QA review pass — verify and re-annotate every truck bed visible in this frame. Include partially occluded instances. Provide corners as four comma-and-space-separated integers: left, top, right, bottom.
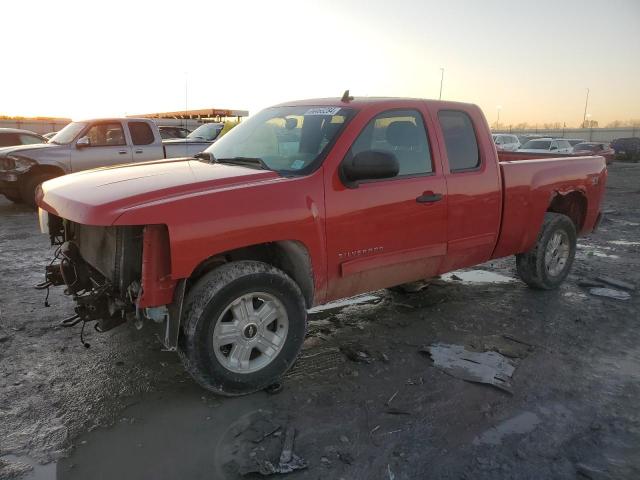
492, 155, 607, 259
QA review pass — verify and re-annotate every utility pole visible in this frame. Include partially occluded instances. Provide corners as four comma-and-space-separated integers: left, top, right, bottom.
582, 88, 590, 128
496, 105, 502, 130
439, 68, 444, 100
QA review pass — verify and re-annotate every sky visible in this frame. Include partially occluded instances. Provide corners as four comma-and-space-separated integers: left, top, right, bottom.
2, 0, 639, 126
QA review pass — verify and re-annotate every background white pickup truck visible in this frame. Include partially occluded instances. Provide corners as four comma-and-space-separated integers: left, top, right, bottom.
0, 118, 220, 206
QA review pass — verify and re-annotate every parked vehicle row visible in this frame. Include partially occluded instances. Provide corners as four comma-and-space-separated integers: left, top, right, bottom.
0, 118, 224, 206
0, 128, 47, 148
492, 133, 617, 164
36, 96, 607, 395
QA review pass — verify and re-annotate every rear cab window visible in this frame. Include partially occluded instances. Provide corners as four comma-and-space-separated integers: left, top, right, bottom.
437, 110, 480, 172
128, 122, 155, 145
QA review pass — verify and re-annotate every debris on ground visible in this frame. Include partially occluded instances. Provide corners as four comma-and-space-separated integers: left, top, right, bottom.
239, 427, 307, 476
595, 276, 635, 291
0, 458, 33, 478
467, 334, 535, 359
589, 288, 631, 301
264, 382, 284, 395
421, 343, 516, 393
340, 343, 374, 363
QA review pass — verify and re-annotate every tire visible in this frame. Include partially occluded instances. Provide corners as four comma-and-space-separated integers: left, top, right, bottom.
516, 212, 577, 290
20, 173, 57, 207
3, 192, 23, 204
178, 260, 307, 396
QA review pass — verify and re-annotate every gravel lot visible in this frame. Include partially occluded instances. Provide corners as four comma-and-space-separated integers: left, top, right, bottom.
1, 163, 639, 480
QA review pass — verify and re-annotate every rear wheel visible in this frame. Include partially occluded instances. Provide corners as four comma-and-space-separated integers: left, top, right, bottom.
516, 212, 576, 290
20, 173, 57, 207
178, 261, 307, 396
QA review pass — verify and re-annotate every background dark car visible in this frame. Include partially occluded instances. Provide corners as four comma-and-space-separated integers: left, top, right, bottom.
611, 137, 640, 162
158, 126, 191, 139
572, 142, 615, 164
0, 128, 47, 147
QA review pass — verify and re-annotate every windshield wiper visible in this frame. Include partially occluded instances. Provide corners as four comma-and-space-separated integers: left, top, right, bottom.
215, 157, 271, 170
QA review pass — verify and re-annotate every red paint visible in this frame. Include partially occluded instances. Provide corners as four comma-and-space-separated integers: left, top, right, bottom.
139, 224, 176, 307
38, 98, 608, 308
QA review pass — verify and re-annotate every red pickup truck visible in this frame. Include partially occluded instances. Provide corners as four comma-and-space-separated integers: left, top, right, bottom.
37, 97, 607, 395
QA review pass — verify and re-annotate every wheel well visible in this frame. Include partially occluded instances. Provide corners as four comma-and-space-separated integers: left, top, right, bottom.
189, 240, 315, 307
21, 165, 65, 184
547, 191, 587, 231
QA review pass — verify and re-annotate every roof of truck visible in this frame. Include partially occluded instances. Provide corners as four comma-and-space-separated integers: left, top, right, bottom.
274, 96, 477, 109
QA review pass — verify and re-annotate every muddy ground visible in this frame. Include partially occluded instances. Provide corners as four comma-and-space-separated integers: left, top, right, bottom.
1, 163, 639, 480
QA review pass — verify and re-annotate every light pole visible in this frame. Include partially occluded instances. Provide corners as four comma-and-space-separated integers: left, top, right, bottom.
582, 88, 590, 128
496, 105, 502, 130
439, 68, 444, 100
586, 113, 593, 140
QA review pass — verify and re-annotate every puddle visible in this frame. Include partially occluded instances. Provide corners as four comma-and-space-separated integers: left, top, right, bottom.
441, 270, 516, 284
0, 454, 56, 480
308, 294, 380, 314
473, 411, 541, 446
56, 388, 275, 480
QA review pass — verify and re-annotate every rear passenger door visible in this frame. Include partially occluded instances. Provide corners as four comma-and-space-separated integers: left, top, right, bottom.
71, 121, 132, 172
435, 109, 502, 272
127, 121, 162, 162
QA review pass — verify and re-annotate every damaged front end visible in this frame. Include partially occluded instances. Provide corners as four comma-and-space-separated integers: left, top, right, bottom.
38, 212, 184, 349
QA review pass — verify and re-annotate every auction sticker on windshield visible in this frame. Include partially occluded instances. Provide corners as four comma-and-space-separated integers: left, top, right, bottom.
305, 107, 342, 116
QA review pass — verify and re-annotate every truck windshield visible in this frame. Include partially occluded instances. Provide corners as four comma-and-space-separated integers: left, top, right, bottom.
188, 123, 223, 141
522, 140, 551, 150
49, 122, 87, 145
204, 106, 354, 174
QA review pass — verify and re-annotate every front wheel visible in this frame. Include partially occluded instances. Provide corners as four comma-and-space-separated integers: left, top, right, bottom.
178, 261, 307, 396
516, 212, 577, 290
20, 173, 57, 207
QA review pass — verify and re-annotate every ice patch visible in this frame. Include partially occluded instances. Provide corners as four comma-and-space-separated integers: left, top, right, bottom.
473, 412, 541, 445
308, 294, 380, 314
442, 270, 516, 284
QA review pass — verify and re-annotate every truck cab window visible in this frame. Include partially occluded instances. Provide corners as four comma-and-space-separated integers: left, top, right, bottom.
438, 110, 480, 172
86, 122, 126, 147
128, 122, 155, 145
350, 109, 432, 175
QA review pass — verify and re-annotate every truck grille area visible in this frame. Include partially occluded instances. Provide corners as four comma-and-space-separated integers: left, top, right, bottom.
68, 223, 143, 297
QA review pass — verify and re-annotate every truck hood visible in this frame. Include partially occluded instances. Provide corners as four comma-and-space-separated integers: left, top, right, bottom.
38, 158, 281, 225
0, 142, 62, 158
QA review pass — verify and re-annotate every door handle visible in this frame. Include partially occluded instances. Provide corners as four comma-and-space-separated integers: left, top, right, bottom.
135, 149, 143, 154
118, 150, 127, 155
416, 192, 443, 203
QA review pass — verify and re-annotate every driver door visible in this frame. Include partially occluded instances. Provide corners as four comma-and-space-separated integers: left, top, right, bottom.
324, 107, 447, 301
71, 121, 132, 172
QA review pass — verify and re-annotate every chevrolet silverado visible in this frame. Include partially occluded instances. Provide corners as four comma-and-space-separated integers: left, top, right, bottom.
36, 96, 607, 395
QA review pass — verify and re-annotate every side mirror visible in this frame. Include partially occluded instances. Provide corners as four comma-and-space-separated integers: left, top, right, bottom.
341, 150, 399, 187
76, 136, 90, 148
194, 151, 214, 162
